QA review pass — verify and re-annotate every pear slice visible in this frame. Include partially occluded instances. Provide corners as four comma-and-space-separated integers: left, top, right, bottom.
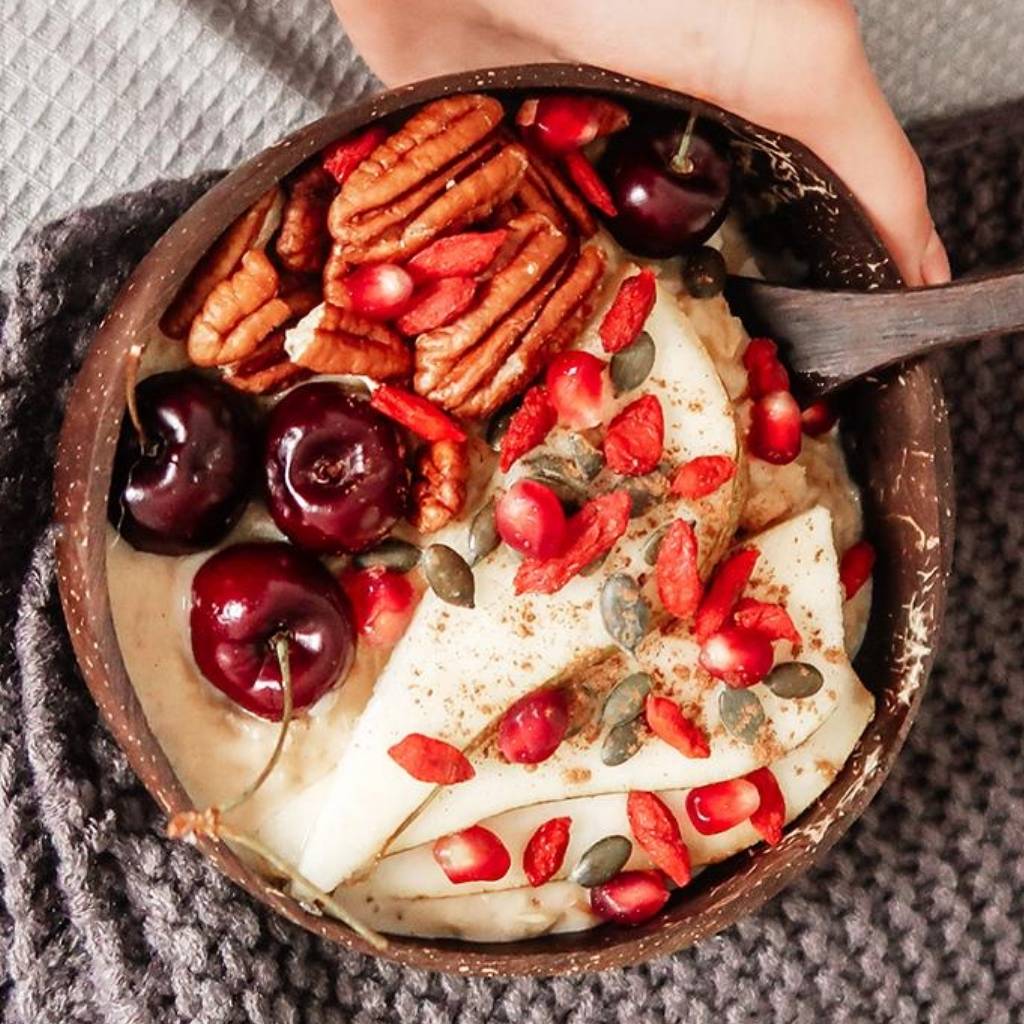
391, 505, 852, 853
296, 278, 741, 892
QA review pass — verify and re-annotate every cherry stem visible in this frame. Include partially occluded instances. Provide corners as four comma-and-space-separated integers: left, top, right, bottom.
670, 105, 701, 175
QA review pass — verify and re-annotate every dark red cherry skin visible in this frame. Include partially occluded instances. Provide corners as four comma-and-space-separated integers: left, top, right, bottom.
108, 371, 255, 555
190, 542, 355, 720
263, 382, 410, 554
600, 120, 731, 259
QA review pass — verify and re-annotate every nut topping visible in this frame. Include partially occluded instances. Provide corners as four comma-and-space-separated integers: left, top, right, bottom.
221, 330, 310, 394
275, 163, 336, 274
409, 438, 469, 534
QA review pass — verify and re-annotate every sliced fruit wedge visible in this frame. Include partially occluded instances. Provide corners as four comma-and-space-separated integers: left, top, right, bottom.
391, 506, 853, 852
296, 271, 741, 892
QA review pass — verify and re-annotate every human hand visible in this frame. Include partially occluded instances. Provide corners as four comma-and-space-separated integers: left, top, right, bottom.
332, 0, 949, 285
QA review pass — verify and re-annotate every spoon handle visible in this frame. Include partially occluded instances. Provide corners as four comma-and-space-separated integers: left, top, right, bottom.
727, 265, 1024, 396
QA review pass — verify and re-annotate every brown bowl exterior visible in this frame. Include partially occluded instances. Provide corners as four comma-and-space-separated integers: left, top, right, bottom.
53, 63, 954, 976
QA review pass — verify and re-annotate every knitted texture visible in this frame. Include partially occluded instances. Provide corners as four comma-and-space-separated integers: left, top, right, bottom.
1, 104, 1023, 1022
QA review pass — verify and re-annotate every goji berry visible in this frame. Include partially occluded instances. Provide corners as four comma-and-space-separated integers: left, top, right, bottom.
523, 816, 572, 887
599, 268, 657, 353
499, 385, 557, 472
604, 394, 664, 476
644, 694, 710, 759
396, 277, 477, 335
562, 150, 617, 216
405, 229, 509, 280
670, 454, 737, 500
732, 597, 801, 645
694, 547, 759, 643
322, 125, 388, 184
370, 384, 466, 443
656, 519, 702, 620
626, 791, 692, 887
388, 734, 475, 784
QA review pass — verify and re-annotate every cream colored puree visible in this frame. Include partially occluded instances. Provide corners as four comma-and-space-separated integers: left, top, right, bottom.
106, 223, 870, 930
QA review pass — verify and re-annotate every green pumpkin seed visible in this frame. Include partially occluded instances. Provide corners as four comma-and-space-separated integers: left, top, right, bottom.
643, 525, 670, 566
485, 403, 518, 452
525, 453, 590, 505
601, 717, 646, 767
570, 835, 633, 887
566, 433, 604, 481
765, 661, 824, 699
719, 688, 766, 745
353, 538, 421, 573
423, 544, 475, 608
467, 498, 499, 566
682, 246, 727, 299
620, 471, 669, 518
610, 331, 656, 394
602, 672, 652, 727
600, 573, 651, 651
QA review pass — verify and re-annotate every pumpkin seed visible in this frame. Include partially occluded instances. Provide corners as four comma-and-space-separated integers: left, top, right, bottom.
719, 688, 766, 745
525, 453, 590, 505
682, 246, 727, 299
467, 498, 499, 566
643, 524, 670, 566
601, 717, 646, 767
578, 550, 610, 577
485, 403, 518, 452
620, 471, 669, 518
570, 835, 633, 887
600, 573, 651, 651
423, 544, 475, 608
602, 672, 652, 727
610, 330, 656, 394
353, 538, 421, 573
565, 433, 604, 481
765, 661, 824, 699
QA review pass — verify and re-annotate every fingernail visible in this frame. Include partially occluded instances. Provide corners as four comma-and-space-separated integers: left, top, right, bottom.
920, 224, 951, 286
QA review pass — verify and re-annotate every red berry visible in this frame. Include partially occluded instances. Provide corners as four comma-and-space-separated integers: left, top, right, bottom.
562, 150, 617, 216
369, 384, 466, 443
341, 566, 417, 647
748, 358, 790, 398
742, 338, 779, 370
523, 816, 572, 887
590, 870, 670, 925
699, 625, 774, 688
840, 540, 876, 600
388, 733, 475, 784
604, 394, 664, 477
686, 778, 761, 835
497, 687, 570, 764
670, 454, 737, 500
516, 94, 630, 155
732, 597, 801, 646
405, 229, 509, 280
342, 263, 414, 320
545, 350, 611, 429
626, 791, 692, 887
599, 268, 657, 354
321, 125, 387, 184
644, 694, 710, 759
499, 386, 557, 473
655, 518, 702, 620
694, 547, 759, 643
395, 276, 477, 335
495, 479, 568, 559
433, 826, 511, 884
748, 391, 802, 465
745, 767, 786, 846
801, 400, 838, 437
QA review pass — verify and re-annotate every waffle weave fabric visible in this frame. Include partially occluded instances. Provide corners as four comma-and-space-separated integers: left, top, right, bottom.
1, 93, 1024, 1024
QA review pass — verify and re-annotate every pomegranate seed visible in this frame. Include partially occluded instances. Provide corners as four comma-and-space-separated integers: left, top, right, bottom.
342, 263, 414, 320
840, 540, 875, 600
699, 625, 775, 688
517, 94, 630, 154
433, 826, 511, 884
732, 597, 801, 646
545, 350, 612, 429
801, 399, 838, 437
694, 547, 759, 643
686, 778, 761, 835
341, 567, 417, 647
626, 791, 692, 887
497, 687, 570, 764
388, 734, 474, 784
589, 870, 670, 925
523, 816, 572, 887
747, 357, 790, 398
742, 338, 779, 371
644, 694, 710, 759
603, 394, 664, 476
748, 391, 802, 465
746, 767, 786, 846
670, 454, 737, 500
495, 479, 568, 559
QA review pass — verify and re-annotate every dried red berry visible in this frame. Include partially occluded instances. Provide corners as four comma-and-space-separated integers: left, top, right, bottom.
590, 870, 670, 925
599, 268, 657, 353
801, 400, 838, 437
644, 694, 710, 759
699, 625, 775, 688
322, 125, 388, 184
545, 350, 611, 430
523, 816, 572, 887
686, 778, 760, 835
342, 263, 414, 320
655, 518, 702, 620
499, 385, 557, 472
515, 490, 632, 595
433, 826, 511, 883
516, 94, 630, 154
498, 687, 570, 764
388, 733, 475, 784
604, 394, 664, 477
562, 150, 617, 217
405, 228, 510, 280
495, 480, 568, 559
694, 547, 759, 643
670, 454, 738, 500
341, 566, 417, 647
370, 384, 466, 443
626, 791, 692, 887
840, 539, 875, 600
732, 597, 801, 646
396, 277, 477, 335
748, 391, 802, 465
745, 767, 786, 846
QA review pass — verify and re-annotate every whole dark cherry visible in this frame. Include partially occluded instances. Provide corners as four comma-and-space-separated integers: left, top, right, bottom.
190, 542, 355, 720
264, 382, 410, 553
599, 118, 731, 258
108, 371, 255, 555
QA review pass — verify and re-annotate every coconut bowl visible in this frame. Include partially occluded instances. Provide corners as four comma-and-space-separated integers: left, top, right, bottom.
53, 63, 954, 976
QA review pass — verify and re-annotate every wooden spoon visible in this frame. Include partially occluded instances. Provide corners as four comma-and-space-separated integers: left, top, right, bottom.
725, 267, 1024, 398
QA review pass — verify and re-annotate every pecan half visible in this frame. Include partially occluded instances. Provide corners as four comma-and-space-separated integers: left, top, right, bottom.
284, 303, 412, 379
518, 147, 597, 238
409, 439, 469, 534
276, 163, 336, 273
161, 186, 281, 339
414, 212, 569, 398
222, 330, 311, 394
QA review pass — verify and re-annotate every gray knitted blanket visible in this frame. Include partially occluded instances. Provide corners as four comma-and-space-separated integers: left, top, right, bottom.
1, 104, 1023, 1023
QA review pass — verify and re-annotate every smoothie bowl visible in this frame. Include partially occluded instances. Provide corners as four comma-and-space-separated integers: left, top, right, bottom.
53, 64, 953, 975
